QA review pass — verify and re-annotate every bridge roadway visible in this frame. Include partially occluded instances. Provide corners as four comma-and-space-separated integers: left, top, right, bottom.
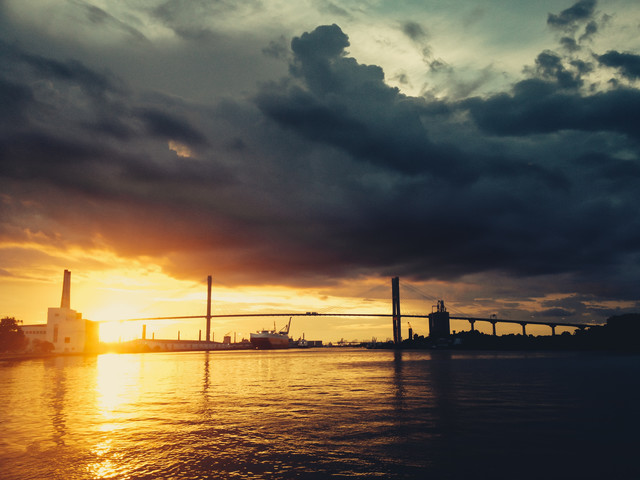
119, 312, 598, 337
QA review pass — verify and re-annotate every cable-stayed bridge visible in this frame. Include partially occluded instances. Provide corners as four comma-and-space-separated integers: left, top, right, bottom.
116, 276, 598, 343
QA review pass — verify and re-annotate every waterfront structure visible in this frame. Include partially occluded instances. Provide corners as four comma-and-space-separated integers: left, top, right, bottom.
428, 300, 451, 339
22, 270, 99, 353
21, 324, 47, 341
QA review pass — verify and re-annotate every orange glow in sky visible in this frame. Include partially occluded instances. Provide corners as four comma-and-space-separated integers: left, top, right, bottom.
1, 241, 622, 343
0, 243, 405, 343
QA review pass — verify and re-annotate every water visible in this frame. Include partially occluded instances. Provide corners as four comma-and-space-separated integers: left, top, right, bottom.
1, 349, 639, 479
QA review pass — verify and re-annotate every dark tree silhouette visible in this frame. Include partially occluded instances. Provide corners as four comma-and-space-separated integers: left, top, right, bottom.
0, 317, 28, 352
31, 338, 55, 354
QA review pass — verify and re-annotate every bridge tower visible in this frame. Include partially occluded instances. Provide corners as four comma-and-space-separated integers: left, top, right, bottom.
391, 276, 402, 344
206, 275, 212, 342
428, 299, 450, 338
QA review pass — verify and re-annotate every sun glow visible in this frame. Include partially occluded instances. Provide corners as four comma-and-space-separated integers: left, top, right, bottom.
99, 321, 145, 343
6, 238, 592, 344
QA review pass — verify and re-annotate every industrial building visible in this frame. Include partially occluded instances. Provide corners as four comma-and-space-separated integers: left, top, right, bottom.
22, 270, 99, 353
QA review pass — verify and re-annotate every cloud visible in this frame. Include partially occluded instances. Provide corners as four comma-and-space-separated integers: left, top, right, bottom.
579, 20, 598, 42
547, 0, 602, 53
547, 0, 597, 30
530, 50, 584, 89
463, 79, 640, 138
290, 24, 350, 63
74, 1, 148, 42
262, 36, 290, 60
248, 24, 640, 301
401, 21, 428, 43
257, 25, 472, 179
597, 51, 640, 80
137, 108, 207, 146
16, 48, 122, 98
401, 21, 433, 62
151, 0, 260, 41
534, 308, 574, 318
560, 36, 580, 52
1, 3, 640, 323
0, 77, 33, 127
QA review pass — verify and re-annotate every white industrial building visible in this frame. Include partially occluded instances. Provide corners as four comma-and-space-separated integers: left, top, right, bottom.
22, 270, 99, 353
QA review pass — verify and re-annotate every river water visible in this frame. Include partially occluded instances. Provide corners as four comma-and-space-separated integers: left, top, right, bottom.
1, 349, 639, 479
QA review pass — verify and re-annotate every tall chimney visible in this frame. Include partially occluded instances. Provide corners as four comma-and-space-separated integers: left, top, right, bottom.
60, 269, 71, 309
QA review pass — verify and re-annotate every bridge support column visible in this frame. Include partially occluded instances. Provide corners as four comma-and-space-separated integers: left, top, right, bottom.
491, 321, 497, 336
520, 322, 527, 336
391, 277, 402, 345
550, 325, 556, 336
469, 320, 475, 332
206, 275, 212, 342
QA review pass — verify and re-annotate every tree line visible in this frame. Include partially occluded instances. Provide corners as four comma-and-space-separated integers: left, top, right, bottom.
0, 317, 53, 354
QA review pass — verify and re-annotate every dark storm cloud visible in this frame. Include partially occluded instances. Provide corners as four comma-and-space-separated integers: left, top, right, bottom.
11, 49, 123, 99
579, 20, 598, 41
2, 8, 640, 313
547, 0, 600, 54
547, 0, 596, 30
137, 108, 207, 145
0, 78, 32, 127
531, 50, 583, 89
0, 42, 225, 196
290, 24, 350, 64
534, 308, 574, 318
256, 25, 470, 179
560, 37, 580, 52
249, 22, 640, 303
597, 51, 640, 80
463, 80, 640, 137
530, 293, 640, 323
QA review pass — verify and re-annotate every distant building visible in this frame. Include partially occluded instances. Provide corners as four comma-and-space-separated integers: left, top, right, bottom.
428, 300, 451, 338
21, 324, 47, 339
22, 270, 99, 353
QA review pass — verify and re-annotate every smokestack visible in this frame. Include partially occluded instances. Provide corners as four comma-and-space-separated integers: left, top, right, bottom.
60, 270, 71, 309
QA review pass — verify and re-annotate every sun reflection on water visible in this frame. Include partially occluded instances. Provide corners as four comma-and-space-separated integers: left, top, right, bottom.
86, 438, 119, 479
96, 353, 142, 416
85, 354, 145, 479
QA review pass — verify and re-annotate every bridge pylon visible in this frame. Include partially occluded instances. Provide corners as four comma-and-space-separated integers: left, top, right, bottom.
206, 275, 212, 342
392, 277, 402, 344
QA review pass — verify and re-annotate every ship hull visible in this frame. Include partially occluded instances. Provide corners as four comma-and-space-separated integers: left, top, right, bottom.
250, 332, 290, 349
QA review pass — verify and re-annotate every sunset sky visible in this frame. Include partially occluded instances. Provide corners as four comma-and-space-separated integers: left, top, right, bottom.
2, 0, 640, 343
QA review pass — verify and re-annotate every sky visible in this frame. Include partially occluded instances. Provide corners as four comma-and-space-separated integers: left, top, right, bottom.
2, 0, 640, 343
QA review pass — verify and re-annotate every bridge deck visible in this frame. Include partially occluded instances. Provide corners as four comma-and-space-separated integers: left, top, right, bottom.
113, 312, 597, 329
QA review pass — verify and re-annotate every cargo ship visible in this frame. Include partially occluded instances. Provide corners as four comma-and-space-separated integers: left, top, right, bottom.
250, 318, 291, 349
